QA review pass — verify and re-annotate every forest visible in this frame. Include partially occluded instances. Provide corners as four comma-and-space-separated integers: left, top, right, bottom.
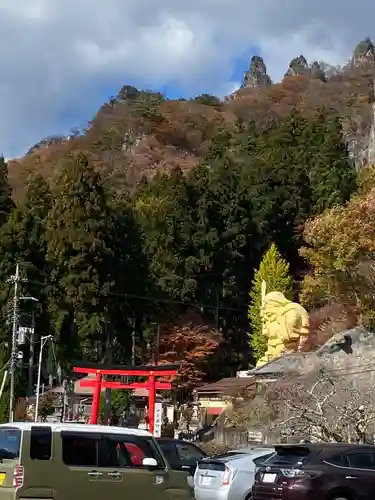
0, 95, 367, 410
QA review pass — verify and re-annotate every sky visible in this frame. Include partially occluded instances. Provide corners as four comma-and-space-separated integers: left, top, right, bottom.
1, 0, 374, 158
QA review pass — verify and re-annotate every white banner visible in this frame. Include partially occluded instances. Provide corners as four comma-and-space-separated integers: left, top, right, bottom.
154, 402, 163, 437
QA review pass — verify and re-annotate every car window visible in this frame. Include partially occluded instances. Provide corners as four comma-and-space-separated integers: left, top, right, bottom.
265, 447, 310, 466
176, 443, 204, 463
62, 433, 99, 467
0, 427, 21, 459
158, 441, 179, 464
325, 453, 350, 467
253, 453, 274, 466
30, 426, 52, 460
347, 452, 375, 470
99, 435, 165, 469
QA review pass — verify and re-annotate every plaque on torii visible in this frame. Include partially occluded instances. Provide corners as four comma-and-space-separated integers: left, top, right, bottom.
73, 362, 178, 435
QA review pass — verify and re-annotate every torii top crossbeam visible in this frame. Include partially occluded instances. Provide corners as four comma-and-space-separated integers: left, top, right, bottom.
73, 362, 179, 435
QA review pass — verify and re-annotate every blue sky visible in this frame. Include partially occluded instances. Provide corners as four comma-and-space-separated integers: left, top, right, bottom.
0, 0, 374, 158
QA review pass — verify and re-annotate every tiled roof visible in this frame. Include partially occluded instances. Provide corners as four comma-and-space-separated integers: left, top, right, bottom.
195, 377, 255, 395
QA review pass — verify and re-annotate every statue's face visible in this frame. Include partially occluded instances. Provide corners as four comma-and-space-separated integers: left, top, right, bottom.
263, 307, 277, 323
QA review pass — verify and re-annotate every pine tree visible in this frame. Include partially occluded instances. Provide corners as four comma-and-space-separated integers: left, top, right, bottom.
135, 166, 199, 300
0, 156, 14, 226
248, 243, 293, 362
45, 153, 118, 362
0, 175, 52, 398
307, 111, 357, 213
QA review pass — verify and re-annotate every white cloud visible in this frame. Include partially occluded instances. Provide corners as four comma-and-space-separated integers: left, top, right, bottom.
1, 0, 374, 157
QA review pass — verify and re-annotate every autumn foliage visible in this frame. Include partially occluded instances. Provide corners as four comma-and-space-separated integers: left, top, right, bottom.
6, 58, 374, 201
301, 187, 375, 328
157, 311, 223, 391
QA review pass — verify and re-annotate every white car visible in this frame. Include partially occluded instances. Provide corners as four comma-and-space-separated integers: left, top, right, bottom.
194, 447, 274, 500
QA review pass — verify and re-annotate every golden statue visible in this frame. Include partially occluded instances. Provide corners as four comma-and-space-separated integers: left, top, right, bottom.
256, 287, 309, 366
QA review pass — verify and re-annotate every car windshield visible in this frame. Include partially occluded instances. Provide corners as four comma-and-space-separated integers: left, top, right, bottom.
0, 427, 21, 459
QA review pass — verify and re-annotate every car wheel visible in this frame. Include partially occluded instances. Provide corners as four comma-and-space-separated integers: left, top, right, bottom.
244, 494, 252, 500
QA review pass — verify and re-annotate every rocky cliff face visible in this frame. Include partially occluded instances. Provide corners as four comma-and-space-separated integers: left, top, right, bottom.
284, 56, 326, 81
243, 56, 272, 90
349, 39, 375, 168
241, 41, 375, 169
353, 38, 375, 66
285, 55, 310, 78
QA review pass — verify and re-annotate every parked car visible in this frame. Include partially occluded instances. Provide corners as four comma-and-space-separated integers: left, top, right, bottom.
157, 438, 207, 488
194, 447, 274, 500
0, 422, 194, 500
252, 442, 375, 500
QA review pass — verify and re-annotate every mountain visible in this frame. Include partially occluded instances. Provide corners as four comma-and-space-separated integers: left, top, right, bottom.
7, 38, 375, 200
3, 39, 375, 398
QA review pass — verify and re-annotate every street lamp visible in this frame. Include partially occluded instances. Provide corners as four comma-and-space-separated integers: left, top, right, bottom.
34, 335, 52, 422
20, 296, 38, 302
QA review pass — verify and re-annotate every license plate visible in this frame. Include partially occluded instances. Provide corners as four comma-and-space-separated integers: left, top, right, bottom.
262, 473, 277, 483
200, 476, 212, 486
0, 473, 5, 485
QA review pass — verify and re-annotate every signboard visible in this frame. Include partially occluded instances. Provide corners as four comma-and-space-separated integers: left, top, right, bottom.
154, 402, 163, 437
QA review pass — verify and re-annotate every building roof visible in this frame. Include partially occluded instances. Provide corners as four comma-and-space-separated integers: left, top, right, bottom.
195, 377, 255, 395
0, 421, 152, 436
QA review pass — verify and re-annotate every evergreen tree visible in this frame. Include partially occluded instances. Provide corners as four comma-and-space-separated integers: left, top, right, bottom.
248, 243, 293, 362
0, 174, 51, 277
135, 167, 199, 301
45, 153, 129, 363
0, 174, 52, 398
0, 156, 14, 226
307, 111, 357, 212
188, 131, 258, 370
244, 112, 313, 268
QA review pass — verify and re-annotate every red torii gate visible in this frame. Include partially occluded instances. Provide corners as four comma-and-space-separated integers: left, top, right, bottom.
73, 363, 178, 435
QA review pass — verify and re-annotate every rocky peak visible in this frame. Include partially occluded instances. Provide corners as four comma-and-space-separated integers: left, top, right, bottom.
285, 55, 310, 78
117, 85, 139, 103
284, 56, 326, 82
310, 61, 326, 82
353, 38, 375, 66
243, 56, 272, 90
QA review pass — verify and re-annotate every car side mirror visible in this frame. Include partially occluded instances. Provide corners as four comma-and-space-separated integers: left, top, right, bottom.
142, 457, 158, 468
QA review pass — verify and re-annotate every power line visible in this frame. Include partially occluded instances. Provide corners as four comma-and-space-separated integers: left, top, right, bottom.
24, 279, 248, 313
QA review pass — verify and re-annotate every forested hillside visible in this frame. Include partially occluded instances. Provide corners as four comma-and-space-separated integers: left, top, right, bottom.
2, 39, 375, 403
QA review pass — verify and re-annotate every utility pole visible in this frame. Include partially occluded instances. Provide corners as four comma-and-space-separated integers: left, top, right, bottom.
131, 317, 136, 366
35, 335, 52, 422
28, 308, 36, 397
8, 264, 20, 422
151, 323, 160, 365
155, 324, 160, 366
